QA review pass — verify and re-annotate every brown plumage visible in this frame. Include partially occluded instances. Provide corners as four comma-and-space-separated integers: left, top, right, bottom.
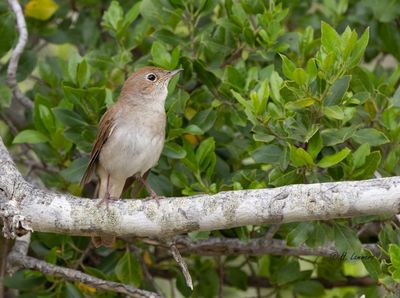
80, 66, 182, 247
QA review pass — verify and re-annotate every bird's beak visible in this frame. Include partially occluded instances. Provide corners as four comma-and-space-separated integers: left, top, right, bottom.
168, 68, 183, 77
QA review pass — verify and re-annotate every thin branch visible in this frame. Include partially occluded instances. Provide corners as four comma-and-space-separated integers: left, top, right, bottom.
264, 224, 280, 242
171, 236, 381, 258
6, 0, 33, 109
6, 236, 161, 298
170, 243, 193, 290
6, 233, 30, 275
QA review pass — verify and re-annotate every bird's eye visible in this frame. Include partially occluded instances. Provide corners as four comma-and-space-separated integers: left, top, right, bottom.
146, 73, 157, 81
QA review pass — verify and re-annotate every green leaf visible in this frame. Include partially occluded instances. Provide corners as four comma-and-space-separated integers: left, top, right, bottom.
293, 280, 325, 296
317, 147, 351, 168
105, 88, 114, 107
225, 268, 248, 290
349, 28, 369, 68
102, 0, 123, 33
115, 249, 142, 287
287, 222, 314, 246
16, 50, 37, 82
306, 58, 318, 82
0, 84, 12, 108
269, 169, 302, 187
269, 71, 283, 103
352, 151, 381, 179
252, 80, 269, 115
293, 68, 307, 86
53, 108, 88, 127
64, 282, 84, 298
306, 221, 331, 247
13, 130, 49, 144
193, 60, 221, 93
232, 90, 253, 112
3, 270, 46, 290
352, 143, 370, 169
251, 145, 282, 164
188, 231, 210, 241
253, 132, 275, 143
322, 105, 345, 120
189, 109, 217, 133
389, 244, 400, 280
163, 143, 186, 159
122, 1, 141, 31
342, 28, 358, 61
334, 222, 362, 256
321, 126, 356, 146
286, 98, 315, 110
289, 145, 314, 167
0, 14, 16, 57
307, 131, 323, 159
67, 52, 82, 85
280, 54, 296, 79
352, 128, 390, 146
151, 41, 171, 68
362, 249, 381, 280
38, 104, 55, 133
197, 266, 218, 297
275, 262, 310, 286
258, 256, 271, 277
175, 269, 192, 297
324, 75, 351, 106
225, 66, 245, 91
60, 157, 88, 183
321, 21, 341, 53
196, 137, 215, 168
183, 124, 203, 135
77, 59, 91, 88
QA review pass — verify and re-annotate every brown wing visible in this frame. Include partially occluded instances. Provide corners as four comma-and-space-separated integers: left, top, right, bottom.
80, 108, 116, 187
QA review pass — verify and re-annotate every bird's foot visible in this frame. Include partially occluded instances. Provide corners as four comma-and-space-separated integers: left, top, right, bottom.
150, 191, 161, 207
97, 192, 111, 209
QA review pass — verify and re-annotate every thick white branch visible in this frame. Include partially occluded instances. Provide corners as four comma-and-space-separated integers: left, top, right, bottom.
1, 136, 400, 238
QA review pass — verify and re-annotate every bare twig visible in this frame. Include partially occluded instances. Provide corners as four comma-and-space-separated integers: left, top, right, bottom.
264, 224, 280, 242
170, 243, 193, 290
6, 236, 161, 298
6, 232, 30, 275
6, 0, 33, 109
170, 236, 382, 259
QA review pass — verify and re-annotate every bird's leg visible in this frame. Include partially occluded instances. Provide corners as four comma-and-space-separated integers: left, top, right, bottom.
136, 174, 161, 206
97, 174, 111, 208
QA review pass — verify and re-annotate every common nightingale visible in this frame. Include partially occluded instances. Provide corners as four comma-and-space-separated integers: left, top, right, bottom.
80, 66, 182, 247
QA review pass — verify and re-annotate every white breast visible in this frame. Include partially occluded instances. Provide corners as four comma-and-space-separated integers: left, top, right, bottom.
99, 113, 165, 179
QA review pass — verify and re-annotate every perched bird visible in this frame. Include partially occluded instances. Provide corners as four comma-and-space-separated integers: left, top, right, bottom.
80, 66, 182, 247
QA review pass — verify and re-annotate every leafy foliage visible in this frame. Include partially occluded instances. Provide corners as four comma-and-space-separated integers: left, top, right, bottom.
1, 0, 400, 297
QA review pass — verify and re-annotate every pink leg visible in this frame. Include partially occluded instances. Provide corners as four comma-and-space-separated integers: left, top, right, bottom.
137, 175, 160, 206
97, 174, 111, 208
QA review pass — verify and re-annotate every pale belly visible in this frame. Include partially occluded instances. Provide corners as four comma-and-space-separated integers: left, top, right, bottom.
98, 123, 165, 179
